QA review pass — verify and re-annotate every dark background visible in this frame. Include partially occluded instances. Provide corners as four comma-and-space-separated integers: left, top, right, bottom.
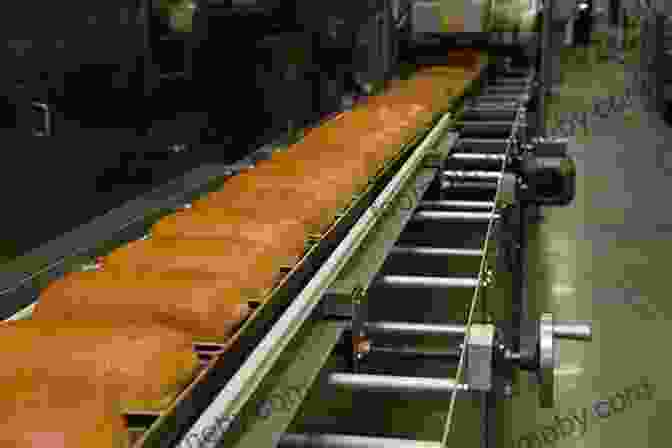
0, 0, 398, 259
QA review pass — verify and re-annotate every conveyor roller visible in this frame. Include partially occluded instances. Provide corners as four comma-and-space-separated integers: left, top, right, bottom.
390, 246, 483, 257
373, 275, 480, 289
279, 434, 442, 448
417, 200, 495, 211
343, 314, 592, 407
410, 211, 499, 223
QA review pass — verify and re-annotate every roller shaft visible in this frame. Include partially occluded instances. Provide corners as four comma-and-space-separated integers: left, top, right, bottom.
365, 321, 469, 336
442, 170, 503, 181
375, 275, 480, 289
328, 373, 467, 394
390, 246, 483, 257
279, 434, 442, 448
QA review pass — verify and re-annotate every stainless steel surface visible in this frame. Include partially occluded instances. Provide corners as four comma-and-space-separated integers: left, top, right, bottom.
364, 321, 471, 337
472, 94, 530, 103
279, 434, 442, 448
552, 321, 593, 341
328, 373, 468, 394
411, 211, 499, 223
390, 246, 484, 257
463, 105, 521, 113
418, 200, 496, 210
489, 79, 532, 87
442, 170, 503, 181
375, 275, 480, 289
454, 138, 511, 153
469, 101, 520, 109
441, 180, 499, 190
465, 324, 495, 392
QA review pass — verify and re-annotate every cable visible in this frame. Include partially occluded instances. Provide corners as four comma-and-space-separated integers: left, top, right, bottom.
439, 99, 526, 447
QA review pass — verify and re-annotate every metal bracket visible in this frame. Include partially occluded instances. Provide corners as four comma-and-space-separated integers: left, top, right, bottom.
495, 172, 518, 209
466, 324, 496, 392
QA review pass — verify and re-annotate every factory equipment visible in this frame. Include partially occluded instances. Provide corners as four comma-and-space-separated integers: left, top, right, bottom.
0, 1, 590, 447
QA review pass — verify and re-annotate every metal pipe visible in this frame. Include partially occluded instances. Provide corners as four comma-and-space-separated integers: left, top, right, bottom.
462, 106, 521, 114
497, 69, 532, 77
451, 153, 507, 162
489, 78, 532, 86
553, 321, 592, 341
473, 94, 530, 103
390, 246, 483, 257
441, 180, 498, 190
443, 170, 503, 181
411, 211, 499, 223
469, 101, 519, 109
365, 321, 468, 336
328, 373, 468, 394
376, 275, 480, 289
418, 200, 495, 210
279, 434, 442, 448
456, 138, 511, 145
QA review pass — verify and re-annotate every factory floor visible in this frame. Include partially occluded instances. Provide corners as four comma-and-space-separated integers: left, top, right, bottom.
509, 39, 666, 448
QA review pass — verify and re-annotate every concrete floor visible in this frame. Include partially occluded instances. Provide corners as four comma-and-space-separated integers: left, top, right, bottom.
508, 41, 668, 448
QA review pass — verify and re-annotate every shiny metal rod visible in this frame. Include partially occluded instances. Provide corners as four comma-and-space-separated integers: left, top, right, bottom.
390, 246, 483, 257
364, 321, 469, 336
470, 101, 519, 109
489, 81, 531, 88
473, 94, 530, 103
328, 373, 468, 394
442, 170, 503, 181
451, 153, 507, 162
411, 211, 499, 223
376, 275, 479, 289
457, 138, 510, 145
418, 200, 495, 211
279, 434, 442, 448
441, 180, 498, 190
465, 101, 520, 109
553, 321, 593, 341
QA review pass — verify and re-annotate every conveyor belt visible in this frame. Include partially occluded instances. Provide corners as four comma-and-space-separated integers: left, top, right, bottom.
195, 62, 588, 448
0, 56, 486, 446
0, 54, 590, 448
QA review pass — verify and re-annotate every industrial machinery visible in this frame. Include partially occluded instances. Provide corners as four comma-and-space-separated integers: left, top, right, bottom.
1, 1, 590, 447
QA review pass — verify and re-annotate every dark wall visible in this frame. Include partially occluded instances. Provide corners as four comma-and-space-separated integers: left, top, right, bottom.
0, 1, 391, 259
